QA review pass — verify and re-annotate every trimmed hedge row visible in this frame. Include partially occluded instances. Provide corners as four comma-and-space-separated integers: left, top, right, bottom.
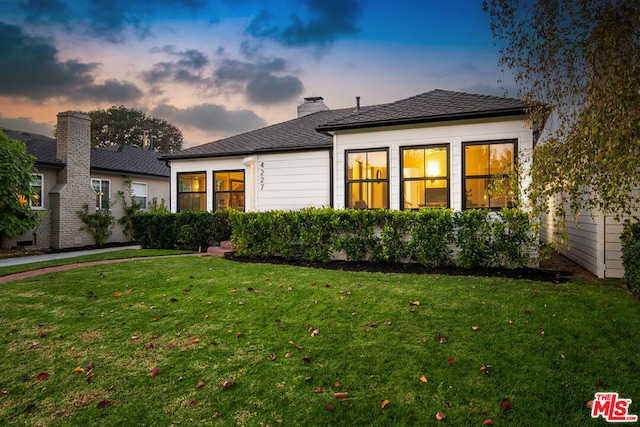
228, 208, 538, 269
131, 211, 231, 251
621, 221, 640, 297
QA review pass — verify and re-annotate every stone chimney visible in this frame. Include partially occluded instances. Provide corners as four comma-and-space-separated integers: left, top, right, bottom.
297, 96, 329, 117
49, 111, 96, 249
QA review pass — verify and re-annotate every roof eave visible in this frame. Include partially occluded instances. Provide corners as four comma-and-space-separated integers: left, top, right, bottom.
316, 108, 528, 132
161, 143, 333, 161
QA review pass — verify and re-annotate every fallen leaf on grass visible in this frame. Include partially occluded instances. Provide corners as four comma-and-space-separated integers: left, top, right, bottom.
1, 390, 10, 395
222, 380, 235, 389
96, 400, 111, 409
381, 399, 390, 408
113, 293, 122, 297
420, 375, 428, 383
314, 387, 322, 393
212, 412, 223, 418
501, 397, 512, 411
586, 400, 594, 408
190, 337, 200, 344
483, 420, 495, 425
409, 301, 420, 306
472, 325, 479, 331
150, 368, 160, 378
270, 354, 277, 360
447, 358, 456, 364
334, 392, 349, 400
74, 367, 85, 373
435, 411, 447, 420
333, 381, 341, 388
36, 372, 48, 380
196, 381, 205, 389
325, 404, 335, 412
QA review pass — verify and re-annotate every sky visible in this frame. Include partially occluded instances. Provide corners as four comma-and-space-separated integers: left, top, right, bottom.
0, 0, 515, 148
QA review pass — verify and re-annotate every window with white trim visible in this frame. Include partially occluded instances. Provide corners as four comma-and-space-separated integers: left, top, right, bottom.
91, 178, 110, 209
131, 182, 147, 209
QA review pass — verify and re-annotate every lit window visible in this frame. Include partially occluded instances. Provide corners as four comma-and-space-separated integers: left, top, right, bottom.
401, 146, 449, 209
177, 172, 206, 211
91, 179, 110, 209
463, 141, 515, 209
31, 174, 43, 209
214, 171, 245, 211
346, 149, 389, 209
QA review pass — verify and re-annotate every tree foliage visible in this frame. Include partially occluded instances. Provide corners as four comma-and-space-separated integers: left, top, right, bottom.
0, 131, 39, 247
484, 0, 640, 224
86, 106, 183, 153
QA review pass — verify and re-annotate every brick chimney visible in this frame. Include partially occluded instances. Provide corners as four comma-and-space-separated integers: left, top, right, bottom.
297, 97, 329, 117
49, 111, 96, 249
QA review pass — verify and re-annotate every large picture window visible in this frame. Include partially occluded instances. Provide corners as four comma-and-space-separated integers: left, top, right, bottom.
178, 172, 206, 211
401, 145, 449, 209
346, 149, 388, 209
214, 171, 245, 211
463, 140, 515, 209
91, 178, 110, 210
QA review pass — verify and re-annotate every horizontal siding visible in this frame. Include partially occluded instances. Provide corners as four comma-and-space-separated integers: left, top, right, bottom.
256, 151, 330, 211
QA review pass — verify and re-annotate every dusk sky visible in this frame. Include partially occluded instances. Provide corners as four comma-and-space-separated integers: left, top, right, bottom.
0, 0, 515, 148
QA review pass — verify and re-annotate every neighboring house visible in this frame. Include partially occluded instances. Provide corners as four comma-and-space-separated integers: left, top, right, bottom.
2, 111, 170, 249
162, 89, 535, 213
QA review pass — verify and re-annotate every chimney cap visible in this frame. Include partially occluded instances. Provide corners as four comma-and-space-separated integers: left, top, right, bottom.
303, 96, 324, 102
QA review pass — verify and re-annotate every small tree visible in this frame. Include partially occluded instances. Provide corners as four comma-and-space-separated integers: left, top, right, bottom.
77, 204, 114, 246
0, 131, 39, 248
484, 0, 640, 229
117, 178, 144, 240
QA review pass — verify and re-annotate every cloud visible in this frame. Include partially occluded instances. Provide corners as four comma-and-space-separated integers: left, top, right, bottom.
143, 46, 211, 85
75, 79, 144, 103
214, 57, 303, 104
17, 0, 208, 43
0, 22, 97, 99
0, 113, 54, 137
151, 103, 266, 134
247, 0, 362, 48
18, 0, 70, 25
246, 73, 304, 104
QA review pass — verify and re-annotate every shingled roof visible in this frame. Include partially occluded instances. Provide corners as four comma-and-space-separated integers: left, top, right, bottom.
161, 105, 379, 160
317, 89, 529, 132
2, 127, 169, 177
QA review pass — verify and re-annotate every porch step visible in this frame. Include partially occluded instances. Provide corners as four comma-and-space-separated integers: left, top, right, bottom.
206, 240, 236, 257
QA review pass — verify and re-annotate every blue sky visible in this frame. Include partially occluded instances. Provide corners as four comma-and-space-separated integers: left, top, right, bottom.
0, 0, 514, 147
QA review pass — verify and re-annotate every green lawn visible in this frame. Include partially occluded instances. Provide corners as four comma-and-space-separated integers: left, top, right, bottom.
0, 255, 638, 426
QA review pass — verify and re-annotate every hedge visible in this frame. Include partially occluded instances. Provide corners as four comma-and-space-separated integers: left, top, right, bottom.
131, 207, 538, 269
132, 210, 231, 251
621, 221, 640, 298
228, 208, 538, 269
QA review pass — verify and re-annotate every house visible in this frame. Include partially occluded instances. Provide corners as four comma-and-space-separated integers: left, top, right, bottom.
2, 111, 170, 250
162, 89, 535, 214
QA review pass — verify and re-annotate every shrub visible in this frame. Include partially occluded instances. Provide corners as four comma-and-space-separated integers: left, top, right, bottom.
408, 209, 454, 267
621, 221, 640, 298
77, 204, 114, 246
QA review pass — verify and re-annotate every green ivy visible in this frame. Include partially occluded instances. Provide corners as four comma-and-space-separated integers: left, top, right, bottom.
77, 203, 114, 246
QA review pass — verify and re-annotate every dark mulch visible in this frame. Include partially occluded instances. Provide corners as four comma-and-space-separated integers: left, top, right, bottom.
228, 251, 592, 284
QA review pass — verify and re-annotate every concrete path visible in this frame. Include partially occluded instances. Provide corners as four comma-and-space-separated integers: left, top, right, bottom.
0, 245, 141, 267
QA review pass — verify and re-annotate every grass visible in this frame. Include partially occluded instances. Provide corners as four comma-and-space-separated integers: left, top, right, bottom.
0, 255, 639, 426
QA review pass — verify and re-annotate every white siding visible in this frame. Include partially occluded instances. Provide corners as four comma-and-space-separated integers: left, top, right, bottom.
332, 117, 535, 211
256, 151, 331, 211
168, 150, 331, 213
540, 198, 630, 279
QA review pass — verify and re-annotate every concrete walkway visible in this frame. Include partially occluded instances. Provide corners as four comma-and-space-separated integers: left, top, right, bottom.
0, 245, 141, 267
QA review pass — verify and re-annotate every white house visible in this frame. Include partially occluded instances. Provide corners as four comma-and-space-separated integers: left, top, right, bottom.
162, 90, 536, 215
